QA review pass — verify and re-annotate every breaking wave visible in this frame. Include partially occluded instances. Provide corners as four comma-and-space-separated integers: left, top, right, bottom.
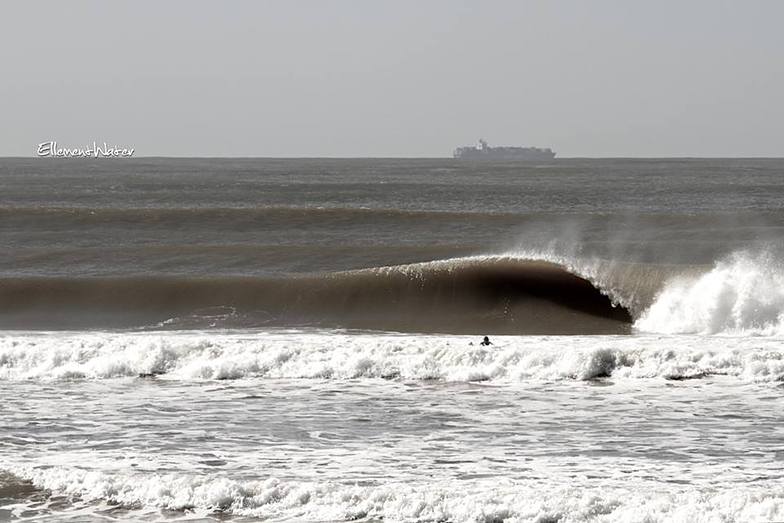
636, 251, 784, 335
1, 331, 783, 382
1, 249, 783, 336
4, 464, 784, 522
0, 256, 634, 334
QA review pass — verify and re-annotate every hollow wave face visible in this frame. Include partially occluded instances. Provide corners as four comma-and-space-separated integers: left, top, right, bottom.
0, 257, 633, 334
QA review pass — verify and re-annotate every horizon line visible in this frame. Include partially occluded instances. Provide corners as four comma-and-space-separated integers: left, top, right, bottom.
3, 155, 784, 160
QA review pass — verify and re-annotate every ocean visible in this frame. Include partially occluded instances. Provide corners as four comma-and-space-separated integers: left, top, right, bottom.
1, 158, 783, 522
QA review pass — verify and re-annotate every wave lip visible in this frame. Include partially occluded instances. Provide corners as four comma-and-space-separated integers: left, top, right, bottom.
2, 332, 783, 383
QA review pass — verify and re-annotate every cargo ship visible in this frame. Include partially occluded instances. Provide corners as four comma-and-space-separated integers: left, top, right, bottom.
453, 139, 556, 161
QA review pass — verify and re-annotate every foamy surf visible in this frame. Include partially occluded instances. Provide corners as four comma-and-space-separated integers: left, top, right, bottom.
1, 330, 783, 383
636, 251, 784, 335
4, 463, 784, 522
504, 249, 784, 336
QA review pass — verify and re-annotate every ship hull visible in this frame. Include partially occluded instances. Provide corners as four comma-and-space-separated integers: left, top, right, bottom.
453, 150, 556, 161
453, 142, 556, 161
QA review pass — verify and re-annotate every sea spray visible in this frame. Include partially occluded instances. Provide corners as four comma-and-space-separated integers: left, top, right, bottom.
636, 251, 784, 335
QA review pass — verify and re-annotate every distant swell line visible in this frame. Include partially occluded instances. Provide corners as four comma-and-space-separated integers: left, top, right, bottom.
0, 205, 527, 222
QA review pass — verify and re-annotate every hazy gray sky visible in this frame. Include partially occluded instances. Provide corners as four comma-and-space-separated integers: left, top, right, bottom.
2, 1, 783, 157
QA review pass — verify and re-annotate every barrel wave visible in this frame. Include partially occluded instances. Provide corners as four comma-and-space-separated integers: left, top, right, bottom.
0, 256, 634, 334
4, 250, 783, 335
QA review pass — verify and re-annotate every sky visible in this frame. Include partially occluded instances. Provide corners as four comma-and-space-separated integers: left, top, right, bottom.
1, 0, 783, 157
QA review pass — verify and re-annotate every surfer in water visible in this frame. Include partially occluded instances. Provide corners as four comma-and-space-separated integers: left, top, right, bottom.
480, 336, 492, 346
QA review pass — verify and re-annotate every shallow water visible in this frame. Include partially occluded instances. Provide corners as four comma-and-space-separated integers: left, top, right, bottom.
1, 331, 784, 521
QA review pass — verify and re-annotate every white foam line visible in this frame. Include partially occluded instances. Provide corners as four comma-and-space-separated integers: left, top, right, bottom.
1, 331, 783, 383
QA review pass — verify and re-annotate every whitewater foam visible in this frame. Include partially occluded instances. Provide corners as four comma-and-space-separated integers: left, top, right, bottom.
504, 248, 784, 337
1, 330, 783, 383
5, 464, 784, 522
636, 251, 784, 335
